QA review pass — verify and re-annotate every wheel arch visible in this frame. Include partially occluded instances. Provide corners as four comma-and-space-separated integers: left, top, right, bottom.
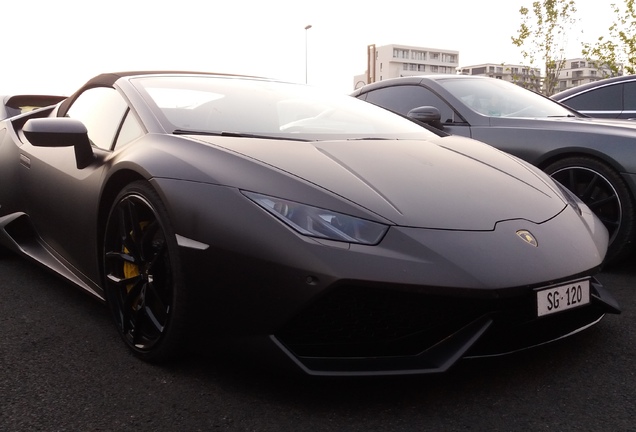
96, 169, 147, 275
537, 150, 636, 262
536, 148, 628, 175
535, 148, 636, 202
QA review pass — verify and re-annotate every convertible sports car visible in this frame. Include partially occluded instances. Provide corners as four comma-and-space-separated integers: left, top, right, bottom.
0, 72, 620, 376
352, 75, 636, 263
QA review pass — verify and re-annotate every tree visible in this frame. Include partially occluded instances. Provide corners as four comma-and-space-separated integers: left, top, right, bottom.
511, 0, 578, 96
582, 0, 636, 76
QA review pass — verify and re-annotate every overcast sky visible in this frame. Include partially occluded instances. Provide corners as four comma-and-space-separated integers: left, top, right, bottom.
0, 0, 616, 96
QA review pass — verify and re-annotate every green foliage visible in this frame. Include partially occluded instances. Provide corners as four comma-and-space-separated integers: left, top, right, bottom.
582, 0, 636, 76
511, 0, 578, 96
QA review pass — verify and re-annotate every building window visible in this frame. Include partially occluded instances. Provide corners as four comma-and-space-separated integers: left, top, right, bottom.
403, 63, 409, 70
393, 48, 409, 59
430, 52, 439, 60
411, 50, 426, 60
418, 64, 426, 72
431, 65, 439, 72
442, 54, 456, 63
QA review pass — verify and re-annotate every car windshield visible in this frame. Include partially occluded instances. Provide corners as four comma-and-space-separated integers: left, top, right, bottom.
131, 75, 436, 141
438, 78, 576, 118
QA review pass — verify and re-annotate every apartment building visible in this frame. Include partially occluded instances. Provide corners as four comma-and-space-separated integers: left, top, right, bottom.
556, 58, 620, 91
458, 63, 542, 89
354, 44, 459, 89
353, 45, 620, 94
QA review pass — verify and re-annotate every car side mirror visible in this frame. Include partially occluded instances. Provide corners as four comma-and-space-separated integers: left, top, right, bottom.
407, 106, 443, 130
23, 118, 95, 169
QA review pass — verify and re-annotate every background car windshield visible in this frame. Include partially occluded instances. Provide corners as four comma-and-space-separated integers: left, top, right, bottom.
439, 78, 575, 118
131, 76, 435, 140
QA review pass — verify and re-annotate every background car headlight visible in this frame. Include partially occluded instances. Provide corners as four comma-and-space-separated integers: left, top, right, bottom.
243, 191, 389, 245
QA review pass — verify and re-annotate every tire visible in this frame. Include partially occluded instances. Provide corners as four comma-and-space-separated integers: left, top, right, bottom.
103, 181, 188, 362
544, 156, 635, 263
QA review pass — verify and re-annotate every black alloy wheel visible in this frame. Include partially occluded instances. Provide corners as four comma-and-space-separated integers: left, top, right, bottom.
103, 181, 187, 362
544, 156, 635, 263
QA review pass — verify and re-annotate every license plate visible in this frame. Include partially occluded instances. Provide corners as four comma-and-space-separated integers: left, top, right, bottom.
536, 279, 590, 317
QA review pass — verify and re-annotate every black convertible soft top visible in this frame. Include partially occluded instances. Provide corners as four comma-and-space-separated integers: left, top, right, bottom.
56, 71, 257, 117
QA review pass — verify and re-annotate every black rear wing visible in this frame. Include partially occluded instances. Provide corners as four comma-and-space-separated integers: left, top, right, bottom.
1, 94, 66, 120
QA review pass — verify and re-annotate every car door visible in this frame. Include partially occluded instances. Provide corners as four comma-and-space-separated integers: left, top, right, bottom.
358, 85, 473, 138
19, 86, 143, 279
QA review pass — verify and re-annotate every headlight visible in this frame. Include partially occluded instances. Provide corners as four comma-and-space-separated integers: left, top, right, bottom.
243, 191, 389, 245
553, 180, 583, 216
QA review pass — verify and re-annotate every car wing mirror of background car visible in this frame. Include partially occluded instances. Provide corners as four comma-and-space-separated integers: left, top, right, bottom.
407, 106, 443, 130
23, 118, 95, 169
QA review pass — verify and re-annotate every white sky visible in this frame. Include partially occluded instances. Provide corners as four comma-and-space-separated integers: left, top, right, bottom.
0, 0, 616, 96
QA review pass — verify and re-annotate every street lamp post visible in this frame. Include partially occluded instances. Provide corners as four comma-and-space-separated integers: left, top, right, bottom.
305, 24, 312, 84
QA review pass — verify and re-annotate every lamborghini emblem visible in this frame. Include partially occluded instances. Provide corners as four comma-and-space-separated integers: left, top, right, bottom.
516, 230, 538, 247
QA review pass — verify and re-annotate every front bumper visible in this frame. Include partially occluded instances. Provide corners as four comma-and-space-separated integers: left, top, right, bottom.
268, 276, 619, 376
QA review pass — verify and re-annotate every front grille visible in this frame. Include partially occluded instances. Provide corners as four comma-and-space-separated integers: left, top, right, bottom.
276, 284, 537, 358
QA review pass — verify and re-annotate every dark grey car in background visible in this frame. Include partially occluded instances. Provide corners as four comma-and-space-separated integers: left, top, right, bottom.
552, 75, 636, 119
352, 75, 636, 262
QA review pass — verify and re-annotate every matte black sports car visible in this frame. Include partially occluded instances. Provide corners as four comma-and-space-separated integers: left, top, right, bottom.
552, 74, 636, 119
352, 75, 636, 262
0, 72, 620, 376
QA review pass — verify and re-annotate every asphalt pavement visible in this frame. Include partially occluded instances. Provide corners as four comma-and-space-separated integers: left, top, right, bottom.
0, 251, 634, 431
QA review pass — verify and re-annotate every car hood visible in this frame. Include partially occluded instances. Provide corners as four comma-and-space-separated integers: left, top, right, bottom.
192, 135, 566, 230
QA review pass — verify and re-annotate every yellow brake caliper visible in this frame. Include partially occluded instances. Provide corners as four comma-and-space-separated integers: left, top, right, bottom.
123, 246, 140, 294
122, 221, 149, 294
